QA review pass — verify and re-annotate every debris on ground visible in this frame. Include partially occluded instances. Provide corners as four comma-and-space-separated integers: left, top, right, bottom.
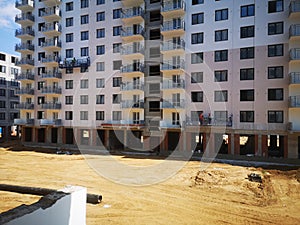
247, 173, 262, 183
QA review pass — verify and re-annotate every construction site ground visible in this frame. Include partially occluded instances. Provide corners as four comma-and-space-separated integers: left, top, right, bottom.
0, 141, 300, 225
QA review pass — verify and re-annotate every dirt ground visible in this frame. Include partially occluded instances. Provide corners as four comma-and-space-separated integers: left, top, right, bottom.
0, 142, 300, 225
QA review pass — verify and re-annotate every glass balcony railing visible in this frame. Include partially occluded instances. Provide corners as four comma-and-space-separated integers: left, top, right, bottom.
162, 79, 185, 89
121, 25, 145, 37
41, 40, 61, 49
121, 100, 144, 109
289, 1, 300, 15
40, 102, 62, 109
121, 82, 144, 91
121, 45, 144, 55
14, 102, 34, 109
15, 28, 35, 37
161, 0, 185, 12
15, 0, 34, 9
59, 57, 90, 69
121, 63, 144, 73
161, 39, 185, 51
16, 58, 34, 66
16, 88, 34, 95
39, 119, 62, 126
15, 14, 35, 23
290, 48, 300, 60
16, 73, 35, 81
41, 87, 62, 94
161, 60, 185, 70
289, 96, 300, 107
41, 71, 62, 79
161, 99, 185, 108
15, 43, 34, 52
161, 20, 185, 32
14, 118, 34, 125
289, 24, 300, 38
290, 72, 300, 84
122, 7, 144, 19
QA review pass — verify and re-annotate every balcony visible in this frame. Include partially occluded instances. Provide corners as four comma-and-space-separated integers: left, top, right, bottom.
290, 72, 300, 85
121, 0, 144, 7
15, 13, 34, 26
289, 96, 300, 108
159, 121, 182, 129
121, 44, 144, 59
16, 73, 35, 81
289, 1, 300, 18
14, 118, 34, 125
40, 102, 62, 110
15, 43, 34, 54
121, 25, 145, 42
161, 39, 185, 54
289, 24, 300, 40
161, 20, 185, 36
41, 39, 61, 51
14, 102, 34, 109
15, 58, 34, 69
15, 0, 34, 11
59, 57, 90, 69
161, 99, 185, 109
15, 28, 34, 39
121, 63, 144, 75
41, 71, 62, 80
121, 82, 144, 91
41, 23, 61, 37
41, 55, 59, 67
41, 87, 62, 95
161, 60, 185, 72
290, 48, 300, 62
161, 0, 185, 18
121, 100, 144, 109
16, 88, 34, 95
122, 7, 144, 24
41, 0, 61, 7
161, 79, 185, 90
41, 7, 61, 21
39, 119, 62, 126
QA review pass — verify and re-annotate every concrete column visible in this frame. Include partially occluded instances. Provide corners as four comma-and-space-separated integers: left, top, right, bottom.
206, 132, 215, 156
61, 127, 65, 144
34, 128, 38, 143
261, 135, 268, 157
284, 135, 288, 158
46, 127, 51, 144
234, 134, 240, 155
227, 133, 231, 155
124, 130, 127, 150
254, 134, 259, 156
230, 133, 234, 155
288, 134, 299, 159
105, 130, 110, 150
91, 129, 97, 146
186, 132, 192, 152
202, 133, 207, 152
257, 134, 262, 156
182, 131, 186, 151
143, 136, 150, 151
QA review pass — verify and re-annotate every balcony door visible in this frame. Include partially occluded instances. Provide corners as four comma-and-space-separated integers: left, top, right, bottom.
172, 93, 180, 107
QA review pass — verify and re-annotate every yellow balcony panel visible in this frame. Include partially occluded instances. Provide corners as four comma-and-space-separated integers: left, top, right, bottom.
15, 13, 34, 26
15, 28, 35, 40
41, 39, 61, 51
15, 58, 34, 69
16, 73, 35, 81
289, 1, 300, 19
15, 43, 34, 54
41, 23, 61, 37
161, 0, 185, 18
161, 20, 185, 37
15, 0, 34, 11
121, 26, 145, 42
122, 0, 144, 8
41, 7, 61, 21
40, 0, 61, 7
122, 7, 144, 24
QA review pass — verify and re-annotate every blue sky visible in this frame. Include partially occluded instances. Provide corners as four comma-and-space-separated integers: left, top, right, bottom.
0, 0, 20, 56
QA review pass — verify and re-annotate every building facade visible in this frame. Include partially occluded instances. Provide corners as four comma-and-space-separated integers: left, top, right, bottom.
15, 0, 300, 158
0, 52, 20, 140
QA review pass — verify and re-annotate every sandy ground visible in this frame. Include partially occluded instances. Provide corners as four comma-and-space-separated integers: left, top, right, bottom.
0, 143, 300, 225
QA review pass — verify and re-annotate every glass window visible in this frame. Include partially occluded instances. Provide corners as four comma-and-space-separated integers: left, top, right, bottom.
80, 79, 88, 89
268, 44, 283, 57
191, 92, 203, 102
215, 8, 228, 21
241, 4, 255, 17
66, 17, 73, 27
268, 88, 283, 100
113, 77, 122, 87
65, 80, 73, 89
66, 33, 73, 42
268, 22, 283, 35
192, 13, 204, 25
80, 95, 88, 104
96, 45, 105, 55
240, 111, 254, 122
113, 9, 121, 19
96, 28, 105, 38
81, 47, 89, 56
96, 95, 105, 104
80, 111, 88, 120
191, 52, 203, 64
81, 0, 89, 8
96, 111, 105, 120
215, 29, 228, 42
240, 26, 255, 38
214, 70, 228, 82
96, 12, 105, 22
240, 47, 254, 59
113, 26, 121, 36
96, 62, 105, 71
96, 78, 105, 88
112, 111, 121, 120
240, 68, 254, 80
268, 0, 283, 13
215, 50, 228, 62
268, 66, 283, 79
65, 96, 73, 105
81, 15, 89, 24
191, 32, 204, 44
81, 31, 89, 40
66, 2, 73, 11
268, 111, 283, 123
191, 72, 203, 83
240, 89, 254, 101
192, 0, 204, 5
214, 90, 228, 102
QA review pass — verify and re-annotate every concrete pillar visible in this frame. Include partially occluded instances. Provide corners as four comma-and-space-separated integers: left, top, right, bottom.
284, 135, 288, 158
105, 130, 110, 150
254, 134, 259, 156
58, 127, 63, 144
230, 133, 234, 155
143, 136, 150, 151
227, 133, 231, 155
182, 131, 186, 151
91, 129, 97, 146
288, 134, 299, 159
62, 127, 66, 144
202, 133, 207, 152
234, 134, 240, 155
261, 135, 268, 157
257, 134, 262, 156
186, 132, 192, 152
123, 130, 127, 150
46, 127, 51, 144
34, 128, 38, 143
206, 132, 215, 156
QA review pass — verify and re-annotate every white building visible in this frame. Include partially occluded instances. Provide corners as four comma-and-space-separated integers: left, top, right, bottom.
15, 0, 300, 158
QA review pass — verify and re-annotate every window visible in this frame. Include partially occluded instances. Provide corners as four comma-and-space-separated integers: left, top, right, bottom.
113, 77, 122, 87
191, 92, 203, 102
214, 70, 228, 82
150, 0, 160, 3
96, 12, 105, 22
113, 60, 122, 70
66, 49, 73, 58
65, 80, 73, 89
192, 0, 204, 5
191, 32, 204, 44
96, 95, 105, 104
215, 9, 228, 21
0, 65, 6, 73
150, 29, 160, 40
240, 26, 255, 38
113, 26, 121, 36
96, 45, 105, 55
112, 94, 121, 104
241, 4, 255, 17
96, 111, 105, 120
81, 31, 89, 40
192, 13, 204, 25
215, 50, 228, 62
240, 89, 254, 101
0, 101, 6, 108
268, 22, 283, 35
81, 15, 89, 24
80, 95, 88, 104
81, 0, 89, 8
214, 90, 228, 102
191, 52, 203, 64
97, 0, 105, 5
268, 44, 283, 57
96, 78, 105, 88
113, 43, 121, 53
96, 28, 105, 38
268, 88, 283, 101
240, 111, 254, 122
66, 2, 73, 11
215, 29, 228, 41
191, 72, 203, 83
0, 112, 5, 120
150, 10, 160, 22
268, 66, 283, 79
113, 9, 121, 19
214, 111, 228, 123
96, 62, 105, 71
65, 111, 73, 120
191, 111, 202, 121
65, 96, 73, 105
268, 0, 283, 13
268, 111, 283, 123
240, 47, 254, 59
80, 79, 88, 89
66, 17, 73, 27
240, 68, 254, 80
81, 47, 89, 56
112, 111, 121, 121
66, 33, 73, 42
80, 111, 88, 120
0, 89, 5, 96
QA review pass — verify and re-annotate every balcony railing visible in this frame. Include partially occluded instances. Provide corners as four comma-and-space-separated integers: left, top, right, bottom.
15, 28, 34, 37
14, 102, 34, 109
41, 39, 61, 48
41, 55, 60, 64
121, 82, 144, 91
122, 7, 144, 19
289, 1, 300, 14
16, 58, 34, 66
162, 79, 185, 89
161, 60, 185, 70
40, 102, 62, 109
16, 88, 34, 95
40, 7, 61, 18
161, 0, 185, 12
41, 87, 62, 94
290, 72, 300, 84
159, 121, 182, 129
121, 100, 144, 109
41, 71, 62, 79
161, 39, 185, 51
289, 96, 300, 107
290, 48, 300, 60
289, 24, 300, 38
121, 25, 145, 37
121, 63, 144, 73
41, 23, 61, 33
39, 119, 62, 126
15, 14, 35, 23
161, 20, 185, 32
186, 116, 233, 127
15, 43, 34, 52
161, 99, 185, 108
15, 0, 34, 9
121, 45, 144, 55
16, 73, 35, 81
14, 118, 34, 125
59, 57, 90, 69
